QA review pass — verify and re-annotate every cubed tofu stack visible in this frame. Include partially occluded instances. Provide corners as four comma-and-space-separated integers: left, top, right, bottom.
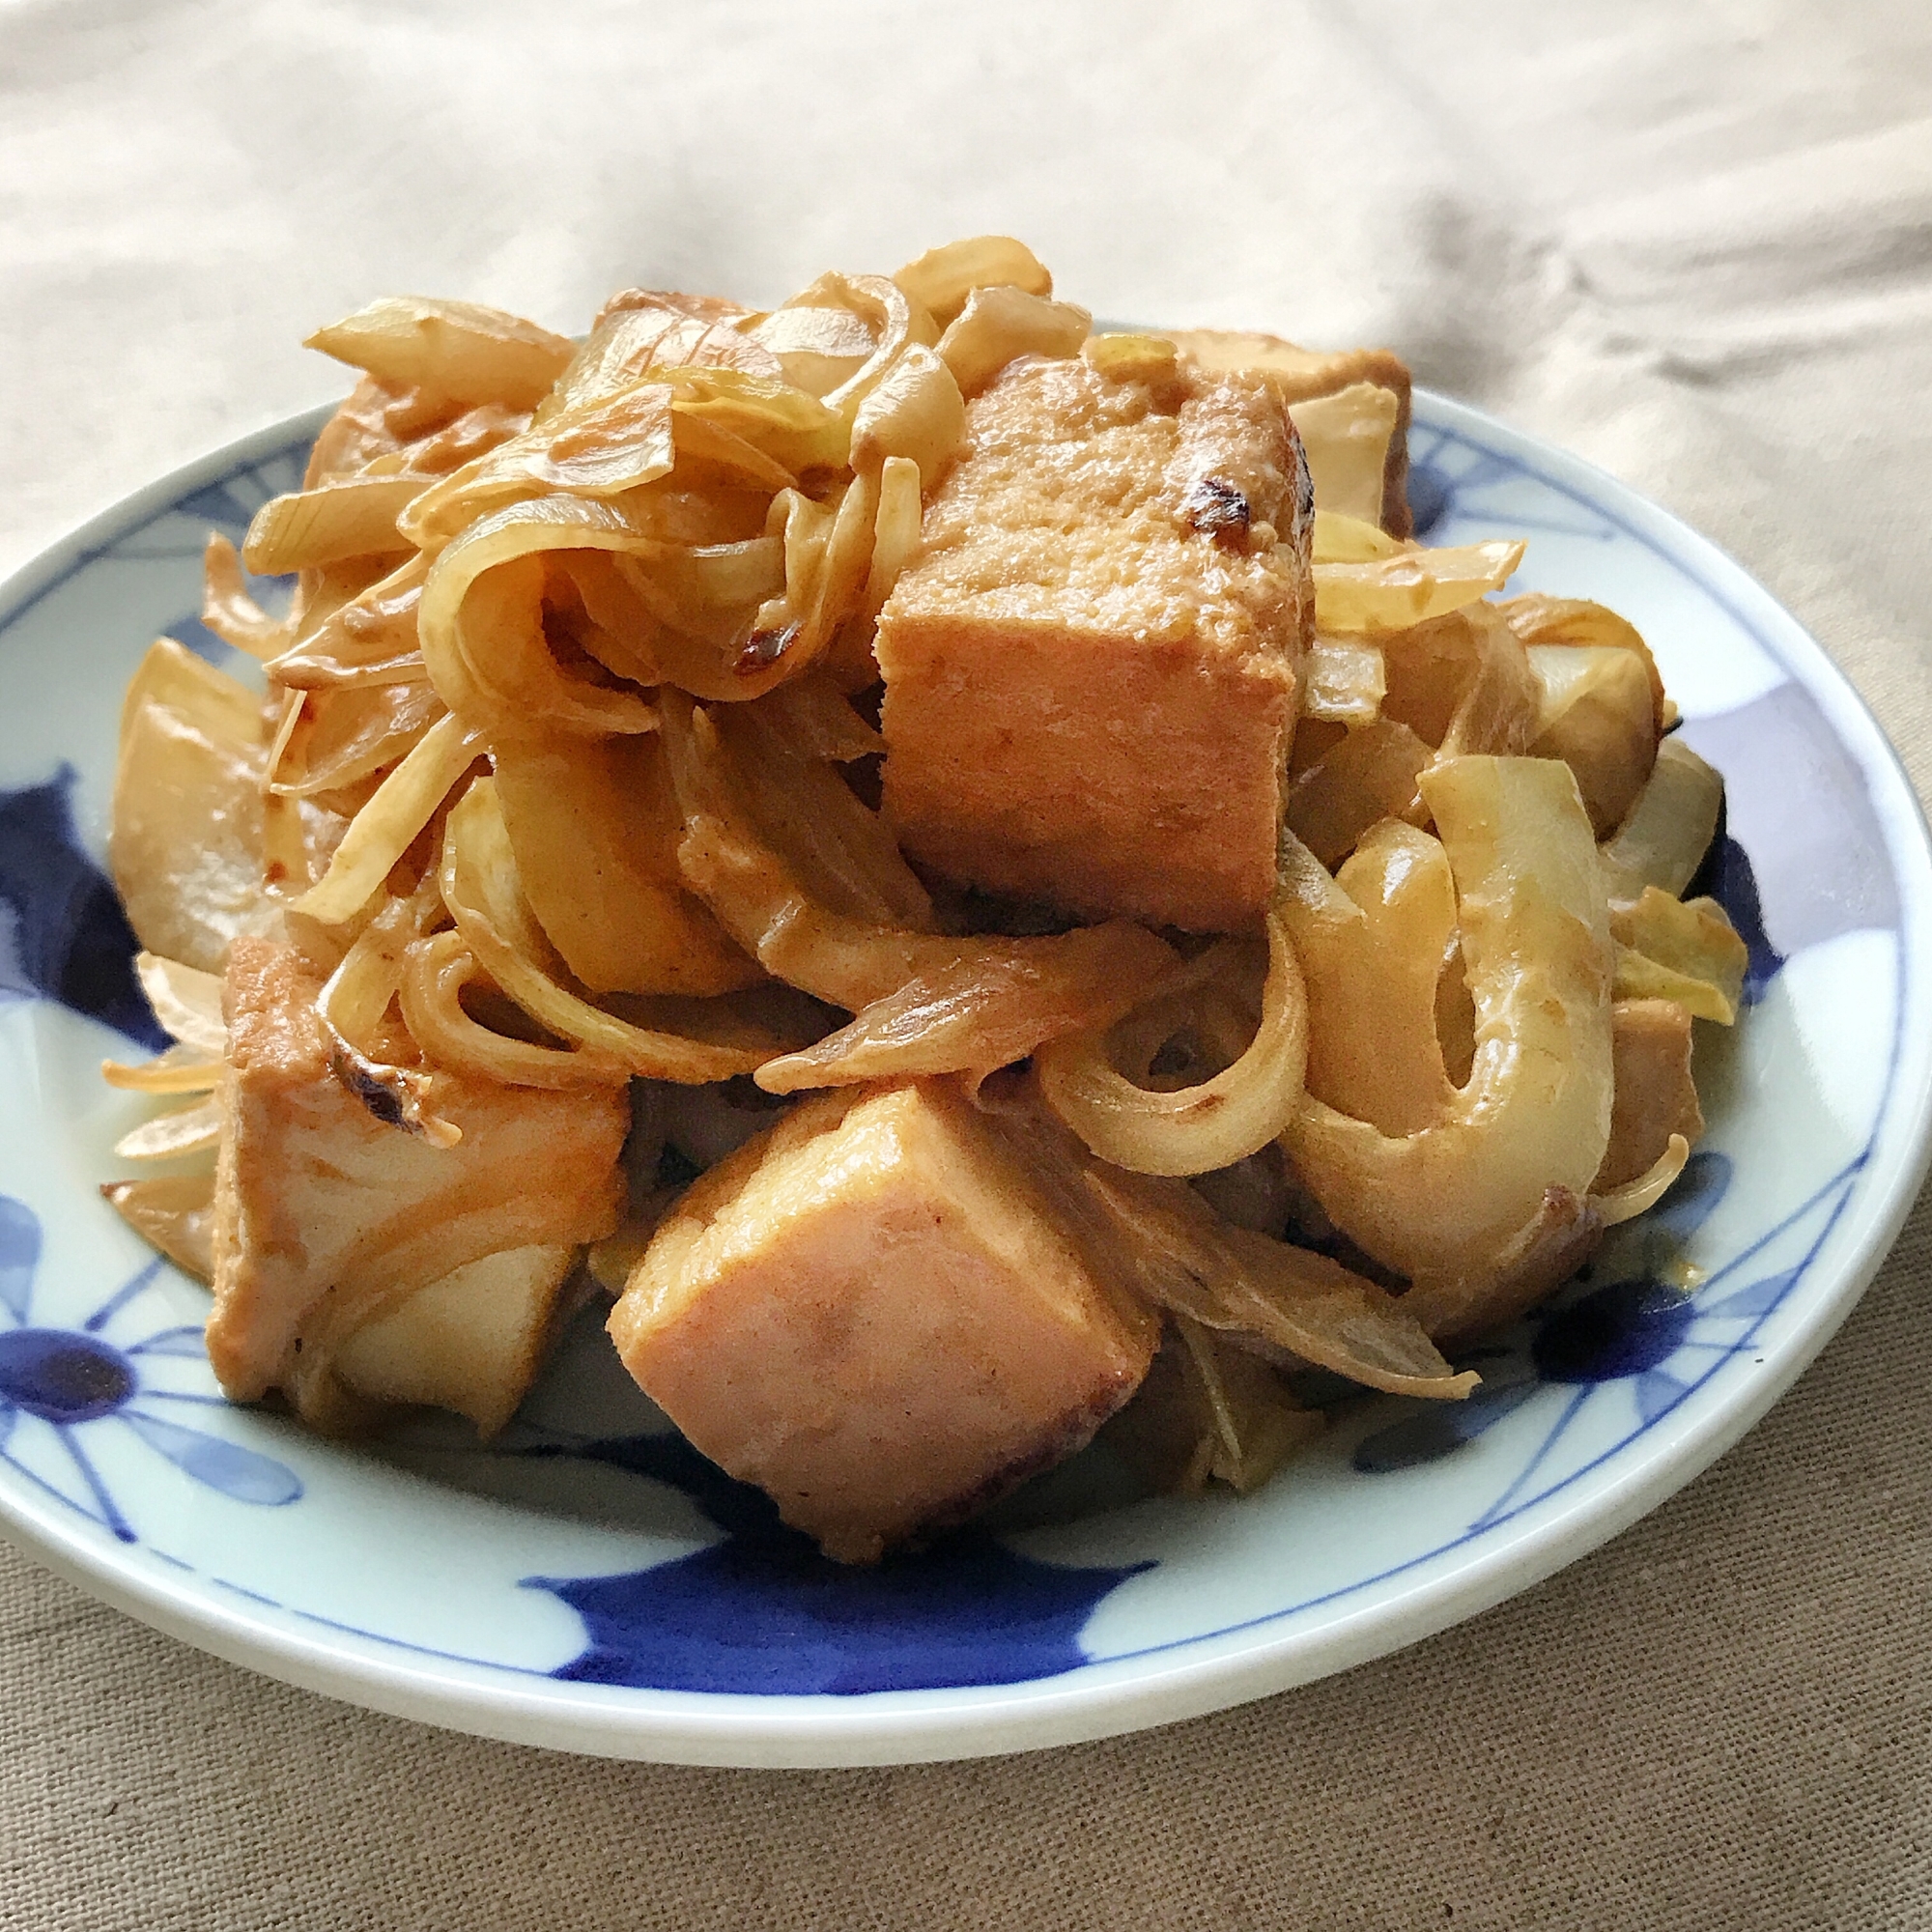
209, 938, 626, 1434
876, 343, 1314, 932
609, 1081, 1160, 1564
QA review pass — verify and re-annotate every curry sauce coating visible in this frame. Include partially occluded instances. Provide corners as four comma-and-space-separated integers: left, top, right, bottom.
610, 1081, 1159, 1564
876, 350, 1312, 933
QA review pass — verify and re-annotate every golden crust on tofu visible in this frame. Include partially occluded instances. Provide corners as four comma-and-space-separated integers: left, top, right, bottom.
877, 352, 1312, 932
1163, 328, 1414, 537
1596, 997, 1706, 1193
208, 937, 625, 1423
610, 1080, 1159, 1563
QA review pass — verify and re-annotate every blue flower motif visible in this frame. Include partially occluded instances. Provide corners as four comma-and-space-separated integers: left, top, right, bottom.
1407, 423, 1620, 543
0, 1196, 301, 1544
1350, 1134, 1870, 1543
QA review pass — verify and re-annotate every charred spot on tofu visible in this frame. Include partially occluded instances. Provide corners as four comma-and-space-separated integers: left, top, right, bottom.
1181, 475, 1253, 546
609, 1080, 1159, 1564
876, 352, 1312, 932
1163, 328, 1415, 537
208, 937, 625, 1431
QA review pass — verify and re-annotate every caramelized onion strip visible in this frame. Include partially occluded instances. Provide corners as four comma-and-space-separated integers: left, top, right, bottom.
399, 930, 629, 1090
112, 1095, 221, 1161
101, 1042, 221, 1094
1593, 1133, 1690, 1227
988, 1097, 1476, 1401
134, 952, 226, 1054
296, 711, 482, 924
756, 922, 1180, 1094
200, 535, 287, 659
1284, 755, 1616, 1301
1036, 892, 1307, 1177
438, 780, 774, 1084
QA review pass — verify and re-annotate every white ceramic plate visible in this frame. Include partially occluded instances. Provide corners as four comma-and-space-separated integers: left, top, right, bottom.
1, 392, 1927, 1768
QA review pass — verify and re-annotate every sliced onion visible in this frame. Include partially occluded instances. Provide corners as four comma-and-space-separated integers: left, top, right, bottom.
1601, 738, 1725, 907
305, 297, 574, 411
420, 524, 657, 739
269, 551, 430, 690
988, 1096, 1477, 1402
849, 347, 966, 479
1285, 755, 1616, 1302
102, 1172, 217, 1284
751, 671, 885, 762
1314, 539, 1524, 634
1593, 1133, 1690, 1227
113, 1095, 221, 1161
135, 952, 226, 1053
936, 285, 1090, 398
894, 236, 1053, 327
1289, 384, 1401, 526
200, 535, 287, 659
1312, 510, 1407, 563
1612, 887, 1747, 1024
242, 477, 422, 574
399, 930, 629, 1090
1302, 636, 1386, 726
755, 922, 1179, 1094
269, 682, 444, 799
1286, 716, 1430, 867
438, 780, 781, 1083
1037, 893, 1307, 1177
296, 711, 482, 925
100, 1042, 221, 1094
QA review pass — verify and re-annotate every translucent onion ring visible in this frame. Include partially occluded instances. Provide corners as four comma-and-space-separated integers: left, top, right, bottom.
398, 930, 631, 1091
1036, 893, 1308, 1177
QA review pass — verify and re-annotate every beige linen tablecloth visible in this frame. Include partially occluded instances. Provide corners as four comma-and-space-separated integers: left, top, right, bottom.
3, 4, 1930, 1924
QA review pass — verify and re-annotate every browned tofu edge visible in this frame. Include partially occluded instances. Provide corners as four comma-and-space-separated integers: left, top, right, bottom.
208, 936, 626, 1410
1164, 328, 1414, 537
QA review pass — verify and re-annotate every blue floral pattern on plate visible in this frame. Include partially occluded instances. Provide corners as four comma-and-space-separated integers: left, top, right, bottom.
0, 392, 1923, 1764
0, 1196, 301, 1542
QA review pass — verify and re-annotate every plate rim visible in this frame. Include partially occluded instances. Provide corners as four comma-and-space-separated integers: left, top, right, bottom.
1, 386, 1928, 1768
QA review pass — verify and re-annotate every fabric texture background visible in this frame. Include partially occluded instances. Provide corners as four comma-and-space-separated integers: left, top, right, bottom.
2, 3, 1930, 1924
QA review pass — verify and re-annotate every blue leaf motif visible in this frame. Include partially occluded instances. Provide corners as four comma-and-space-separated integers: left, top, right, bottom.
0, 771, 166, 1049
1351, 1380, 1540, 1473
1407, 461, 1453, 537
1704, 1268, 1801, 1320
523, 1435, 1148, 1695
1636, 1368, 1690, 1424
162, 612, 241, 668
120, 1411, 302, 1505
1649, 1151, 1732, 1242
0, 1196, 41, 1323
169, 481, 257, 535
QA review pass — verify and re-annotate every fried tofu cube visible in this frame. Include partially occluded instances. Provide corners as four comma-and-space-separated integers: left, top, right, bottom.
208, 937, 625, 1429
876, 349, 1311, 933
1596, 997, 1706, 1193
331, 1244, 582, 1437
1164, 329, 1415, 536
609, 1081, 1159, 1562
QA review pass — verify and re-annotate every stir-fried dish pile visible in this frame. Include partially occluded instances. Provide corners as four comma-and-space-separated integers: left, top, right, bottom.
101, 238, 1747, 1562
